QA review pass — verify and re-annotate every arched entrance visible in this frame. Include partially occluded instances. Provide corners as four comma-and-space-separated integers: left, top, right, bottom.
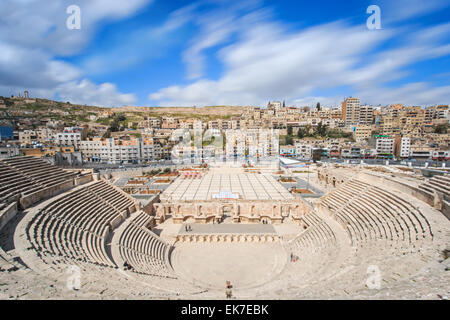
221, 205, 233, 223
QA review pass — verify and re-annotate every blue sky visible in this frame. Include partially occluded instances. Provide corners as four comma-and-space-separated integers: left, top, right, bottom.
0, 0, 449, 107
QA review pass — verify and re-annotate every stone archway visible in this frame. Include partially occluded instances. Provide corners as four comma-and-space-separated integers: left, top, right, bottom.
183, 216, 195, 223
221, 205, 234, 223
251, 205, 256, 217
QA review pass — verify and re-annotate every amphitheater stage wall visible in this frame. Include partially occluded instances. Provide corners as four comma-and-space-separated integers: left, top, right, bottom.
175, 233, 280, 243
0, 202, 18, 231
142, 195, 160, 215
155, 200, 307, 225
20, 180, 74, 209
358, 172, 450, 219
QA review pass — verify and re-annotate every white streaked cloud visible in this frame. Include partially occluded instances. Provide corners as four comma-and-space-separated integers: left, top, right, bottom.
0, 0, 151, 106
55, 79, 137, 107
150, 2, 450, 107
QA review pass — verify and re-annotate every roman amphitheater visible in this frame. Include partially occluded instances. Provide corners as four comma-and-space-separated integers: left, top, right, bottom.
0, 156, 449, 300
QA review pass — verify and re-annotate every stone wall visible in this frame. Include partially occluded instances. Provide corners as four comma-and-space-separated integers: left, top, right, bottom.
154, 199, 310, 224
0, 202, 18, 231
142, 195, 159, 215
20, 180, 75, 209
317, 169, 349, 188
75, 173, 93, 186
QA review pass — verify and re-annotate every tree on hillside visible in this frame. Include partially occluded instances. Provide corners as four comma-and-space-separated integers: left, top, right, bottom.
315, 121, 328, 137
285, 135, 294, 146
297, 128, 305, 139
316, 102, 321, 111
287, 126, 293, 136
102, 130, 111, 139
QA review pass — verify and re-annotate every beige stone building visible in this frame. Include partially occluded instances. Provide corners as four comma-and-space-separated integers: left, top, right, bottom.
154, 171, 308, 224
353, 125, 373, 142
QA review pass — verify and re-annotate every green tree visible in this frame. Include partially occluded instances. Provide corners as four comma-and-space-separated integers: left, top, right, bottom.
285, 135, 294, 145
287, 126, 293, 136
86, 130, 97, 138
297, 128, 305, 139
110, 121, 120, 132
316, 102, 321, 111
102, 129, 111, 139
315, 121, 328, 137
305, 124, 313, 137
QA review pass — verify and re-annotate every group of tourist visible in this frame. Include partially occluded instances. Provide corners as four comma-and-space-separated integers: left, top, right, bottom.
123, 261, 132, 271
290, 253, 299, 263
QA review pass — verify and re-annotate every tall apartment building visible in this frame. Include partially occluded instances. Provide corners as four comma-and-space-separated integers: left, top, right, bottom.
19, 130, 37, 144
359, 105, 374, 125
425, 105, 449, 123
225, 129, 279, 160
80, 138, 103, 161
342, 97, 360, 126
208, 119, 232, 130
376, 137, 395, 156
161, 117, 180, 129
268, 101, 283, 110
138, 117, 161, 129
399, 137, 411, 158
294, 143, 312, 160
55, 128, 82, 148
353, 125, 373, 142
80, 137, 160, 164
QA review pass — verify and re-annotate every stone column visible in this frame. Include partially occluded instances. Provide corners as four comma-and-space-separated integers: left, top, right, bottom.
278, 202, 282, 217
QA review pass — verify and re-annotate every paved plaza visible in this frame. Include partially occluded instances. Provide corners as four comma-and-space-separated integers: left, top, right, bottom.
178, 223, 276, 234
161, 172, 294, 201
171, 242, 287, 290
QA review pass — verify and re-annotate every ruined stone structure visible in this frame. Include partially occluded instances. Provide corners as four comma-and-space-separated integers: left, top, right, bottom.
1, 158, 449, 300
154, 172, 310, 224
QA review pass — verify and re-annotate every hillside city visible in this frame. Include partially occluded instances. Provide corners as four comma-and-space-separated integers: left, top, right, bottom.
3, 0, 450, 305
0, 93, 448, 167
